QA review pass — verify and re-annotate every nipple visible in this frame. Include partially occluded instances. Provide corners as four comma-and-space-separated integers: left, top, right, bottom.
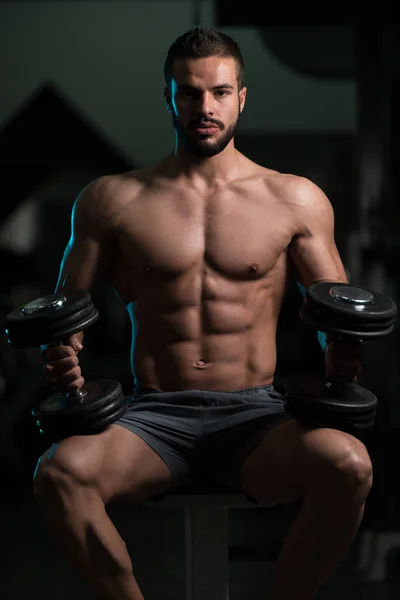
248, 263, 259, 274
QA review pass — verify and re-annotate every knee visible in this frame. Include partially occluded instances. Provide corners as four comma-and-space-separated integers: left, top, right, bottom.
335, 438, 373, 495
312, 430, 373, 501
34, 439, 101, 504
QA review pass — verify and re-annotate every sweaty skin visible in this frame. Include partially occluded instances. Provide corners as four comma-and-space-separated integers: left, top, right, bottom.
56, 158, 347, 393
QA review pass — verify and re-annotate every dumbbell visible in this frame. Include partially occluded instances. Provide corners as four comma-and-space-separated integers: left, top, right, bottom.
284, 282, 397, 433
4, 290, 128, 441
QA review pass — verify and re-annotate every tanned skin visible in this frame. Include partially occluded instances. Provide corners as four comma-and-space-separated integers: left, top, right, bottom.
35, 55, 372, 600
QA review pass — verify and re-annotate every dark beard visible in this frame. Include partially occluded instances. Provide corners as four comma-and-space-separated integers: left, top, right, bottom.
172, 111, 240, 158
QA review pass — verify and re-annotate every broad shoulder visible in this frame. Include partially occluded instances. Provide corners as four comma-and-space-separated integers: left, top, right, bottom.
73, 169, 150, 227
262, 170, 333, 216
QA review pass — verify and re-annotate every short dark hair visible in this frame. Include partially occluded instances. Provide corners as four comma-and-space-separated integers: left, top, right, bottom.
164, 26, 245, 90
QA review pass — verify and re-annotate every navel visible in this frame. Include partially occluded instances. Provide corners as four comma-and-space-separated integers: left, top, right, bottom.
194, 358, 207, 369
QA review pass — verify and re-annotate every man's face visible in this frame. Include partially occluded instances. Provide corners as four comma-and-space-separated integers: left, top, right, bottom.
165, 56, 247, 157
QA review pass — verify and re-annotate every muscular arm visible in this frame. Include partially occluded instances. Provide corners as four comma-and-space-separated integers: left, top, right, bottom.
287, 177, 347, 288
287, 177, 348, 354
56, 177, 118, 293
55, 177, 119, 344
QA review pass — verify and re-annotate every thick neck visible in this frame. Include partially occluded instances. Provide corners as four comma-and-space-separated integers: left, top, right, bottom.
171, 133, 241, 184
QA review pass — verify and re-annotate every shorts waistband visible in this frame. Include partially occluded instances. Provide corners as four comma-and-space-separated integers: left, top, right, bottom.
133, 384, 275, 396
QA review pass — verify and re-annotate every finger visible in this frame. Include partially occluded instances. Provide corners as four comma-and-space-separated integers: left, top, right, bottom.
44, 355, 79, 377
43, 345, 78, 362
49, 370, 85, 393
325, 355, 362, 378
326, 364, 361, 381
64, 333, 84, 353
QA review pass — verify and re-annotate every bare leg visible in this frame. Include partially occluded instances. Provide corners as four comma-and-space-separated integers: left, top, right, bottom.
240, 420, 373, 600
34, 425, 173, 600
268, 472, 368, 599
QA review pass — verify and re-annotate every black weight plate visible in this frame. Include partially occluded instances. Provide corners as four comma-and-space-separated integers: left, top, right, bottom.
80, 404, 128, 434
12, 306, 99, 348
53, 405, 128, 439
302, 298, 396, 330
30, 302, 97, 336
299, 307, 394, 339
284, 399, 376, 431
284, 398, 377, 425
5, 290, 92, 327
33, 380, 123, 417
63, 399, 127, 432
305, 282, 397, 324
37, 390, 126, 428
6, 302, 99, 348
284, 400, 375, 431
284, 398, 376, 422
33, 380, 127, 440
284, 374, 377, 432
36, 400, 128, 441
285, 374, 377, 411
285, 391, 377, 420
301, 303, 395, 334
36, 395, 127, 436
36, 306, 99, 346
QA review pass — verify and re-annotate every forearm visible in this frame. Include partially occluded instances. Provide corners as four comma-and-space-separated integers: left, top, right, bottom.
296, 281, 329, 352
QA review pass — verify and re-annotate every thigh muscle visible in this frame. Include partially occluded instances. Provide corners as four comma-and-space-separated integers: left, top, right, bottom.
37, 424, 173, 503
239, 419, 370, 504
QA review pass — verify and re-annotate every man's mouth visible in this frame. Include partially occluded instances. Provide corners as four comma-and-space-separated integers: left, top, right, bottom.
193, 123, 219, 133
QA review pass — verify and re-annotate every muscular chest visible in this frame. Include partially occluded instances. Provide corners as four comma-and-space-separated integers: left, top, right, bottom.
117, 192, 294, 283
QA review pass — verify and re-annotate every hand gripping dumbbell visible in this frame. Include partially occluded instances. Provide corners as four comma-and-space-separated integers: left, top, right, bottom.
4, 290, 128, 441
284, 282, 397, 433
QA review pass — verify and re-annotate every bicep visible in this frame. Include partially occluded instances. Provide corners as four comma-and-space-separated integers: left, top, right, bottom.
56, 236, 109, 292
288, 183, 347, 289
290, 231, 347, 289
55, 182, 116, 293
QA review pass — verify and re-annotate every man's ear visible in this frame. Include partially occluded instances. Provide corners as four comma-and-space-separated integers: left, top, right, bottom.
239, 86, 247, 114
164, 87, 172, 113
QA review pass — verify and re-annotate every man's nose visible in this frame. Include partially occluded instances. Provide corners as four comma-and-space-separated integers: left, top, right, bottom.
196, 92, 214, 115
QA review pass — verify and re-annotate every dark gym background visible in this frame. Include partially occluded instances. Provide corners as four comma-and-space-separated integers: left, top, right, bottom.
0, 2, 399, 598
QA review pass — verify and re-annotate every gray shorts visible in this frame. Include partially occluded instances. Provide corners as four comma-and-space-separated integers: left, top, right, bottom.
116, 384, 292, 499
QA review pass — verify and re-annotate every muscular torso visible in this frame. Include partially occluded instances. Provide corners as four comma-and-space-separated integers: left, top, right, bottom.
108, 159, 299, 392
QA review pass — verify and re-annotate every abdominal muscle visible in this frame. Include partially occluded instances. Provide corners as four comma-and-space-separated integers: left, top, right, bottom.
126, 279, 285, 393
109, 169, 294, 393
133, 329, 278, 392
